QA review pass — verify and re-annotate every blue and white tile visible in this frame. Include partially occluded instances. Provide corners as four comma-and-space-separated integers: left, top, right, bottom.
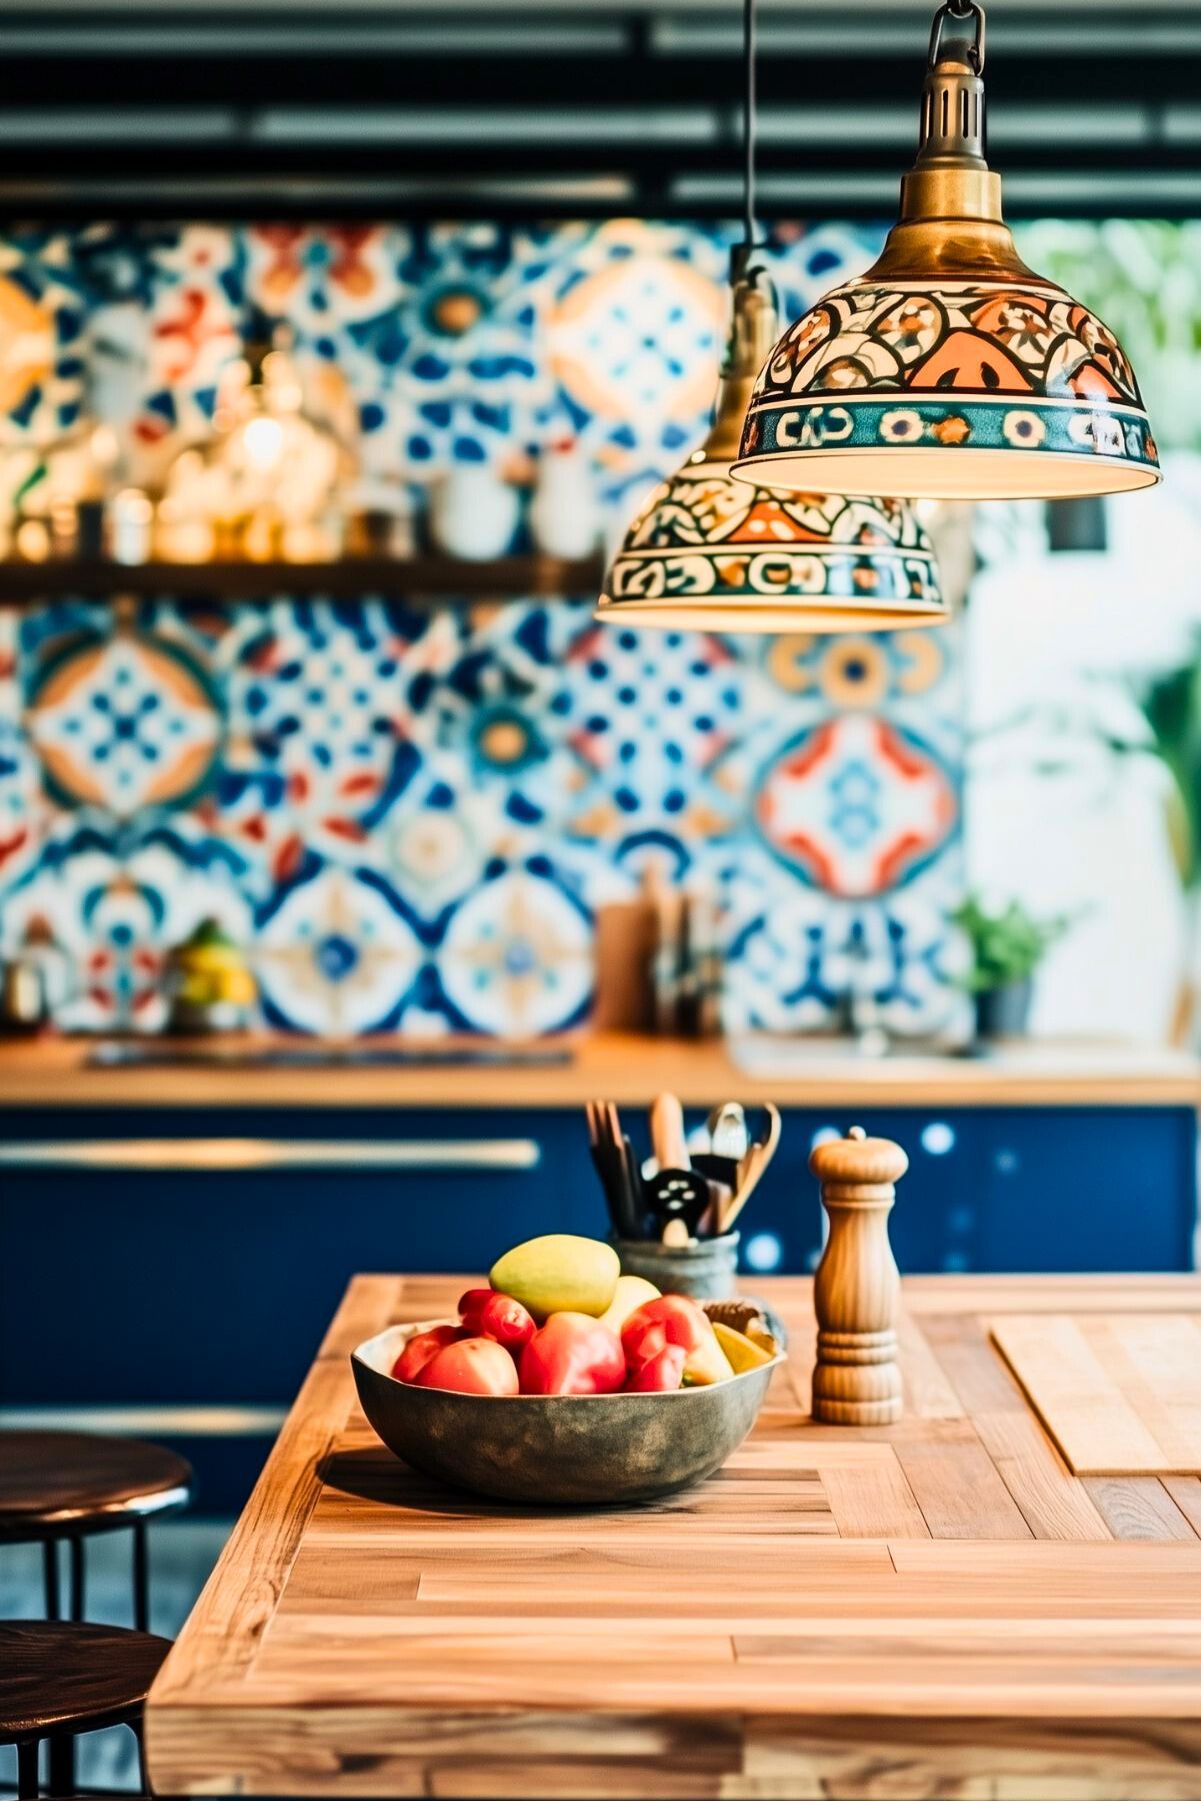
254, 860, 425, 1036
217, 598, 459, 887
435, 864, 593, 1037
25, 615, 224, 818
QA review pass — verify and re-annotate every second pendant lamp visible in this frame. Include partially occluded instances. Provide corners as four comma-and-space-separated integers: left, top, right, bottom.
596, 0, 946, 634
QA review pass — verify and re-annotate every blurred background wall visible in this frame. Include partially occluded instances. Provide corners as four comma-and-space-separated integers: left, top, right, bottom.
0, 216, 1196, 1042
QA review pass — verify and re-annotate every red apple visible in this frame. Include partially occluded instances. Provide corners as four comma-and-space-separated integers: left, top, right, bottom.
417, 1335, 520, 1396
392, 1324, 463, 1384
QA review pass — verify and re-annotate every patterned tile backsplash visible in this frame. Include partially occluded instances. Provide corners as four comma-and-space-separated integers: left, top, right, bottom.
0, 217, 981, 1038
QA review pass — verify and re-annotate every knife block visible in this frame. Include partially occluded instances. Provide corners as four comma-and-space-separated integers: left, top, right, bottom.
808, 1126, 908, 1426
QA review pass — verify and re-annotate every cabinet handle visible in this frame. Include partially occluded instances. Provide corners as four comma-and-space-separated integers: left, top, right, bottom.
0, 1138, 542, 1172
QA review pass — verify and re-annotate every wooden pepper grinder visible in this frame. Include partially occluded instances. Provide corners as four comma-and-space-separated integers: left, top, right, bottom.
809, 1126, 908, 1425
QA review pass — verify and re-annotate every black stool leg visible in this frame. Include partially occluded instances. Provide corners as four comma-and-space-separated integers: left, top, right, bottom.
132, 1521, 149, 1633
68, 1536, 86, 1622
133, 1720, 149, 1797
16, 1737, 39, 1799
47, 1732, 74, 1799
42, 1541, 60, 1621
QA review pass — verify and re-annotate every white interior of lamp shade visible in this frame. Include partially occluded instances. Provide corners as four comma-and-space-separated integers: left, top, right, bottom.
594, 599, 948, 634
734, 448, 1161, 502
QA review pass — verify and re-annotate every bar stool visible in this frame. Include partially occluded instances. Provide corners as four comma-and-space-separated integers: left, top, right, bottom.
0, 1620, 169, 1798
0, 1433, 193, 1630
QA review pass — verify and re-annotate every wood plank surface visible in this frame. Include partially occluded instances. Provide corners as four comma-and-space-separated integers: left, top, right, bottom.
1082, 1477, 1200, 1543
146, 1273, 1201, 1800
992, 1313, 1201, 1475
922, 1312, 1113, 1540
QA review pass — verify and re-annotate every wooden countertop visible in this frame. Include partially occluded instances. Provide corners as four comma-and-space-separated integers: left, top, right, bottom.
1, 1032, 1198, 1110
146, 1272, 1201, 1799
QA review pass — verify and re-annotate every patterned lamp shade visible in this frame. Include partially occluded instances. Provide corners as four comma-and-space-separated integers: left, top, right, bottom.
597, 459, 946, 633
598, 267, 947, 634
734, 11, 1160, 503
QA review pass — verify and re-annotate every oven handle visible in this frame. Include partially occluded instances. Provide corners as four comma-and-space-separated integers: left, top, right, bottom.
0, 1138, 542, 1172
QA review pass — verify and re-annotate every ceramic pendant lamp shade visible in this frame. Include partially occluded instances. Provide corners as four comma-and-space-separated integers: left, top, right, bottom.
734, 1, 1160, 502
597, 266, 947, 632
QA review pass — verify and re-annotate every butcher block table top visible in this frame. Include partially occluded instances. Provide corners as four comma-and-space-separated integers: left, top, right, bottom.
145, 1274, 1201, 1800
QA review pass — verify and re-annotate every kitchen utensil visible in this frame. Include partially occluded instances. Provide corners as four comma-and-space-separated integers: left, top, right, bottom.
696, 1179, 731, 1239
661, 1218, 691, 1248
587, 1101, 620, 1234
587, 1100, 642, 1240
650, 1092, 689, 1171
720, 1103, 782, 1233
353, 1318, 782, 1505
650, 1169, 710, 1236
586, 1101, 620, 1235
619, 1134, 646, 1237
706, 1101, 748, 1165
645, 1089, 709, 1240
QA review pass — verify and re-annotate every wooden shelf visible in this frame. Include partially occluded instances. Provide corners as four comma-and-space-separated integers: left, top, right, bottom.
0, 1032, 1196, 1112
0, 553, 605, 604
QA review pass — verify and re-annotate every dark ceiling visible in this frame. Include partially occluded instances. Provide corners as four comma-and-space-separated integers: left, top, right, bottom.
0, 2, 1198, 221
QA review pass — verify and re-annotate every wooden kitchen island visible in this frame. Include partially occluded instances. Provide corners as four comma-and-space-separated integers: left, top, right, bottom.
145, 1274, 1201, 1799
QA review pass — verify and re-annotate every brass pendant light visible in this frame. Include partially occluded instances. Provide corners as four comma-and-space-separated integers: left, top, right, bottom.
733, 0, 1160, 502
596, 0, 947, 634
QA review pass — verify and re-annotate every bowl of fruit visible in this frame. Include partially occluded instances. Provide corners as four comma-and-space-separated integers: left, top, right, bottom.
352, 1234, 783, 1505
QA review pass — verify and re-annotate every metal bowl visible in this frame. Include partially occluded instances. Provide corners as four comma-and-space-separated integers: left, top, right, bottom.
352, 1320, 784, 1506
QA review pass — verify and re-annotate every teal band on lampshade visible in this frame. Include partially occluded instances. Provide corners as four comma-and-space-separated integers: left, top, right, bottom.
733, 279, 1161, 503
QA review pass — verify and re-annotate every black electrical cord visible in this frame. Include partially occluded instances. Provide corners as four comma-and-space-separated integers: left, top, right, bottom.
741, 0, 757, 252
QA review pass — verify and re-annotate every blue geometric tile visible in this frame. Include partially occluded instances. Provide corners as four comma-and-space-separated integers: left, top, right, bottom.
254, 859, 423, 1036
26, 619, 223, 818
557, 617, 745, 876
435, 865, 593, 1037
216, 597, 456, 889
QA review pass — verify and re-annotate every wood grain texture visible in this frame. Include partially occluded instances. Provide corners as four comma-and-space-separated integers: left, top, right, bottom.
0, 1431, 192, 1534
0, 1621, 170, 1738
992, 1314, 1201, 1475
922, 1312, 1113, 1540
146, 1274, 1201, 1800
809, 1129, 905, 1426
1, 1032, 1198, 1111
1082, 1477, 1200, 1543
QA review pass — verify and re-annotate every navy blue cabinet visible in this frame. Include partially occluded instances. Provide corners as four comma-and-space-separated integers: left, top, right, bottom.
1, 1100, 1194, 1510
741, 1105, 1196, 1280
0, 1108, 595, 1406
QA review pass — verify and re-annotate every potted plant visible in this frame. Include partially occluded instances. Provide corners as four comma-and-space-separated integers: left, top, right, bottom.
952, 896, 1070, 1043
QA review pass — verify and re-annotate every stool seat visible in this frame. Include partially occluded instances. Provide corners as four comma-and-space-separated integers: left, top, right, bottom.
0, 1433, 192, 1538
0, 1621, 171, 1741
